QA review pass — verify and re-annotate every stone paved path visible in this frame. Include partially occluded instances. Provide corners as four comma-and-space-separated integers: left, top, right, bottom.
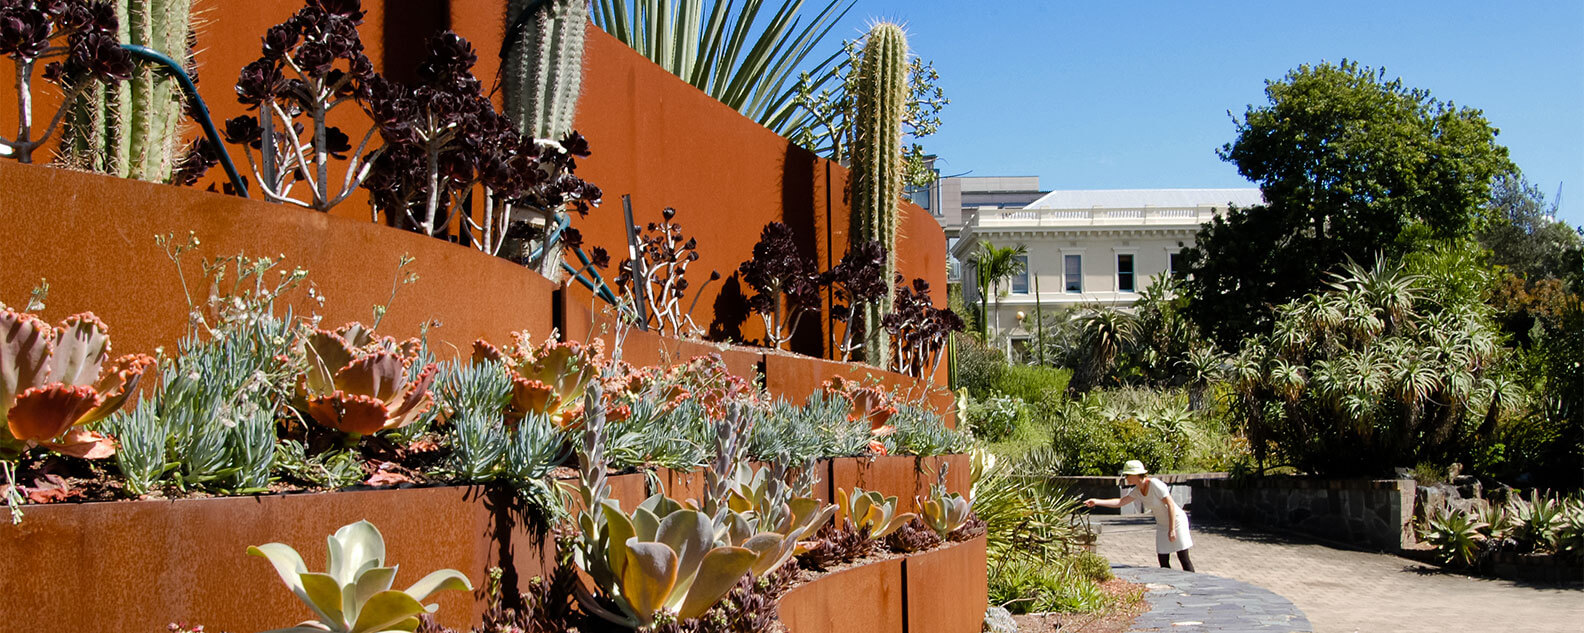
1112, 565, 1312, 632
1093, 515, 1584, 633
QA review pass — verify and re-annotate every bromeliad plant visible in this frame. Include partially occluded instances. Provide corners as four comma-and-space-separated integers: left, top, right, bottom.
0, 0, 133, 163
739, 222, 821, 350
296, 324, 438, 440
0, 307, 154, 460
224, 0, 383, 210
248, 519, 473, 633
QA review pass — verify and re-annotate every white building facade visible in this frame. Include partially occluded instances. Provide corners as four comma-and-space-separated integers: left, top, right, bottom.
952, 188, 1263, 347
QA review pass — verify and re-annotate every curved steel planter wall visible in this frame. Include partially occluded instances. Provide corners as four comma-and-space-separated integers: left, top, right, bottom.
777, 536, 989, 633
0, 457, 977, 633
0, 163, 556, 358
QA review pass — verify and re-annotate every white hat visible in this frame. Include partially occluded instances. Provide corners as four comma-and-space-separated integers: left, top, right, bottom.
1119, 460, 1148, 476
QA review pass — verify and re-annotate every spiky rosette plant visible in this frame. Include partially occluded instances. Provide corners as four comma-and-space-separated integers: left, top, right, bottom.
0, 308, 153, 459
296, 323, 438, 439
502, 0, 585, 141
739, 222, 821, 350
0, 0, 134, 163
849, 22, 908, 368
472, 334, 605, 429
61, 0, 196, 182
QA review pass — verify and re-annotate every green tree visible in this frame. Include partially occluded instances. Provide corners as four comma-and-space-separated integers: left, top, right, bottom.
1184, 60, 1513, 348
968, 241, 1027, 338
1480, 172, 1584, 286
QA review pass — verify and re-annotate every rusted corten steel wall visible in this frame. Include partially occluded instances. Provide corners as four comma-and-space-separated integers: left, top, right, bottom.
777, 536, 990, 633
0, 163, 554, 358
0, 461, 982, 633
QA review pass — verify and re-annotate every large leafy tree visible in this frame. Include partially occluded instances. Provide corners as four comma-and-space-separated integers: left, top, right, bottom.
1184, 60, 1513, 348
1480, 172, 1584, 286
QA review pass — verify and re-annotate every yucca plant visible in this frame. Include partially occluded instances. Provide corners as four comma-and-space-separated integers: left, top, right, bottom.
248, 520, 473, 633
590, 0, 853, 135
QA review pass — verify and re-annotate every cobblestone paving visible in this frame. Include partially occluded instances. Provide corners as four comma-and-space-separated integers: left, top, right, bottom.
1112, 564, 1312, 632
1093, 515, 1584, 633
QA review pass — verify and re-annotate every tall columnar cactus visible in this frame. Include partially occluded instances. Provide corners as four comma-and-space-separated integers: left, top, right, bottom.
850, 22, 908, 368
62, 0, 195, 183
503, 0, 588, 141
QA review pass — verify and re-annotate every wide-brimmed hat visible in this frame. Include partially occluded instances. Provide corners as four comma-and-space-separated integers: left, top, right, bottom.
1119, 460, 1148, 476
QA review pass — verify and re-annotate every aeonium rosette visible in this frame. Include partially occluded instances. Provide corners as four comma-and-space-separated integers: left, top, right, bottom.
472, 334, 604, 429
296, 323, 437, 438
1, 308, 153, 459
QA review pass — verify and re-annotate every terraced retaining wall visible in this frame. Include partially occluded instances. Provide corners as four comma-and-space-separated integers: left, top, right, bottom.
0, 455, 977, 633
1189, 477, 1417, 552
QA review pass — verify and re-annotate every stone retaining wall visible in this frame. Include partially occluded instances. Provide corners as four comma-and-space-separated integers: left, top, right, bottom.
1189, 478, 1417, 551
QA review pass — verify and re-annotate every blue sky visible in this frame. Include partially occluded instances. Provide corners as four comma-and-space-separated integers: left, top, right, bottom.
822, 1, 1584, 227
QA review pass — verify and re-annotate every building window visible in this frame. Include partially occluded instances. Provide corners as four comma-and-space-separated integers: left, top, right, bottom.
1169, 250, 1186, 277
1064, 254, 1082, 293
1011, 255, 1029, 294
1117, 254, 1135, 293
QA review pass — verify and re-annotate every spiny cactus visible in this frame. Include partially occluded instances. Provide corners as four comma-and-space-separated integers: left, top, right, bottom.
62, 0, 195, 183
504, 0, 587, 141
849, 22, 907, 368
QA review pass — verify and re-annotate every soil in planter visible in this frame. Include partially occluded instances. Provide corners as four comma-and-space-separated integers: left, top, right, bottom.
1010, 578, 1147, 633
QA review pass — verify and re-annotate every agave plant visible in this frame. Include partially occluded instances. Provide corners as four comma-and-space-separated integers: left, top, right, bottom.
297, 324, 437, 439
837, 487, 914, 540
1507, 491, 1563, 553
248, 520, 472, 633
1421, 509, 1485, 568
473, 335, 604, 428
1, 309, 154, 459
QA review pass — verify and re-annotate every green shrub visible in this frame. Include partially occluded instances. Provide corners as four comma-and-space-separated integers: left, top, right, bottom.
955, 333, 1006, 399
988, 557, 1109, 614
995, 364, 1072, 403
967, 392, 1025, 442
1071, 550, 1113, 582
1047, 388, 1238, 475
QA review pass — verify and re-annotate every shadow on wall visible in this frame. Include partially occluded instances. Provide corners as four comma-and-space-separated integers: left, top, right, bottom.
710, 273, 751, 343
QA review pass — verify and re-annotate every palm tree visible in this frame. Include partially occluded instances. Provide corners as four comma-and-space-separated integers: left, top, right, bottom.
968, 240, 1027, 339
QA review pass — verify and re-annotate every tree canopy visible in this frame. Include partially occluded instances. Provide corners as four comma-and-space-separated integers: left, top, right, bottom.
1184, 60, 1514, 348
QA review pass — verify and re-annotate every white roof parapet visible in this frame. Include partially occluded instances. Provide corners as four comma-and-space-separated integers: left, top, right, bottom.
1024, 188, 1263, 210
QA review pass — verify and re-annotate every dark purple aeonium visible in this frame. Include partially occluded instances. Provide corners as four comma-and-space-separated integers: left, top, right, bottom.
1, 0, 131, 163
739, 221, 822, 350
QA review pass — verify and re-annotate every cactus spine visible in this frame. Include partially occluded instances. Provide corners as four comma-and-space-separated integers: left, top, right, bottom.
850, 23, 907, 369
63, 0, 194, 183
503, 0, 587, 141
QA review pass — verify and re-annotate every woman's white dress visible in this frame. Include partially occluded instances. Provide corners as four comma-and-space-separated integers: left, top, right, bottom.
1121, 478, 1193, 554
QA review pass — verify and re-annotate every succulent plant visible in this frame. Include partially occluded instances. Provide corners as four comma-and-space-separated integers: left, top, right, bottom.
882, 277, 963, 378
503, 0, 586, 141
738, 222, 821, 350
919, 486, 972, 539
0, 0, 134, 164
0, 308, 154, 460
62, 0, 197, 183
848, 22, 908, 368
836, 487, 913, 540
588, 495, 760, 627
472, 334, 604, 428
248, 519, 472, 633
883, 516, 941, 553
296, 324, 438, 438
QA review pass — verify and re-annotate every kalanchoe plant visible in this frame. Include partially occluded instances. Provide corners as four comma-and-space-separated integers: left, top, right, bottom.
249, 519, 473, 633
739, 222, 821, 350
295, 323, 438, 440
472, 334, 604, 429
883, 277, 963, 379
820, 241, 888, 362
614, 206, 720, 338
836, 486, 914, 540
361, 31, 600, 255
0, 0, 132, 163
919, 479, 972, 539
0, 307, 154, 460
223, 0, 381, 210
